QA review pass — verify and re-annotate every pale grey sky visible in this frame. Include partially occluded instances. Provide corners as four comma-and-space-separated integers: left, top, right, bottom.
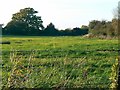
0, 0, 119, 29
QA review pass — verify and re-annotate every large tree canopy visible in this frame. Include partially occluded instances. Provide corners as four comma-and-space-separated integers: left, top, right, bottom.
4, 7, 44, 35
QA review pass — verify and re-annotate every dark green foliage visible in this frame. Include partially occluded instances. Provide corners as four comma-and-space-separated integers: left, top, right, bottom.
4, 21, 27, 35
72, 27, 88, 36
41, 23, 59, 36
2, 7, 89, 36
3, 7, 44, 35
58, 27, 88, 36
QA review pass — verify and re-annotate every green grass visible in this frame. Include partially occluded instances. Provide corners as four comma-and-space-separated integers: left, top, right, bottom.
1, 36, 118, 88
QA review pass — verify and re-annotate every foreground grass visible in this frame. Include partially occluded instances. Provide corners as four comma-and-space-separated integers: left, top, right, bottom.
1, 36, 118, 88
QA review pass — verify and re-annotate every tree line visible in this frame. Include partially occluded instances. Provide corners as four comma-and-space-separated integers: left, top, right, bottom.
89, 19, 118, 38
2, 7, 119, 37
2, 8, 88, 36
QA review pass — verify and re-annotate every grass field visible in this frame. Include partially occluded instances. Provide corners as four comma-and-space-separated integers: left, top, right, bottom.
1, 36, 119, 89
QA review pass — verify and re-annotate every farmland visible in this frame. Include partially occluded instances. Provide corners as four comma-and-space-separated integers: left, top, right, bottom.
1, 36, 119, 89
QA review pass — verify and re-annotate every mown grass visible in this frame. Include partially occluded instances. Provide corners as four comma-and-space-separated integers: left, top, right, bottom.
1, 36, 119, 89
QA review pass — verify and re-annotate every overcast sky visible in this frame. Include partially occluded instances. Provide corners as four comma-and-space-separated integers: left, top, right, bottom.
0, 0, 119, 29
